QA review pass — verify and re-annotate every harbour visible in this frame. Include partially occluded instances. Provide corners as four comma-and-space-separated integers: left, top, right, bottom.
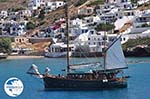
0, 0, 149, 98
0, 57, 150, 99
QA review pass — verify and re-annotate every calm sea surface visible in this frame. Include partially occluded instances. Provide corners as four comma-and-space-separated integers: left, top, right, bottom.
0, 57, 150, 99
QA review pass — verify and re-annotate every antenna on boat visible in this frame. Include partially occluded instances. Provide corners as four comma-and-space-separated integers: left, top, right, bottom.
64, 0, 70, 73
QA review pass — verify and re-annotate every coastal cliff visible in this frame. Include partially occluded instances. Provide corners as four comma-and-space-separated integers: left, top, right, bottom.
124, 46, 150, 57
123, 37, 150, 57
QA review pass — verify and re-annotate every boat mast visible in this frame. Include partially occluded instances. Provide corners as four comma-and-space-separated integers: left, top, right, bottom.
103, 22, 107, 70
65, 0, 70, 73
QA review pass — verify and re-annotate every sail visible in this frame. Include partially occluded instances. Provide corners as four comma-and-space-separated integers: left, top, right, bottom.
105, 37, 127, 70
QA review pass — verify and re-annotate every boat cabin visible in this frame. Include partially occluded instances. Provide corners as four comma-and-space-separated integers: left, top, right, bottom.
49, 43, 74, 53
67, 70, 119, 80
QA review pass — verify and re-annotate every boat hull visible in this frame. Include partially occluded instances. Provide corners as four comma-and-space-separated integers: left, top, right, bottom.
45, 52, 72, 58
0, 55, 7, 59
43, 77, 127, 91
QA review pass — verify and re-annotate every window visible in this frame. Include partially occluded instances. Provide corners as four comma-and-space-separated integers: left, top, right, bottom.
98, 42, 101, 46
13, 28, 16, 31
123, 38, 126, 41
93, 48, 95, 52
124, 5, 126, 8
87, 9, 91, 13
85, 29, 88, 33
128, 12, 130, 16
90, 31, 94, 34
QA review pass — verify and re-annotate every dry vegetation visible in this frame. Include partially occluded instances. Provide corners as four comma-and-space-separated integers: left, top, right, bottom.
0, 0, 27, 10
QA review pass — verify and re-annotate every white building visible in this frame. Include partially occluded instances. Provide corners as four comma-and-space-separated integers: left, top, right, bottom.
45, 42, 74, 58
75, 29, 106, 53
28, 0, 65, 11
75, 28, 129, 53
28, 0, 44, 10
8, 12, 18, 20
78, 6, 94, 16
114, 10, 143, 30
106, 0, 134, 9
0, 10, 8, 19
115, 9, 150, 35
17, 10, 32, 18
83, 15, 101, 25
69, 18, 89, 36
137, 0, 149, 5
130, 11, 150, 33
10, 21, 27, 36
69, 16, 100, 36
97, 5, 124, 23
45, 1, 65, 13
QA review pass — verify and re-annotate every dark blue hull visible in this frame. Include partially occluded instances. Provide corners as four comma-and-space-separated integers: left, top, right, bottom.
43, 77, 127, 91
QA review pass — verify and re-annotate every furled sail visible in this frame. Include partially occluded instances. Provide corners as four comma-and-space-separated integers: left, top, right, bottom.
105, 36, 127, 70
27, 64, 43, 78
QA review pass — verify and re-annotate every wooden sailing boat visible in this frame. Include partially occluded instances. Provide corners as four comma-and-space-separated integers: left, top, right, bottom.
27, 1, 128, 90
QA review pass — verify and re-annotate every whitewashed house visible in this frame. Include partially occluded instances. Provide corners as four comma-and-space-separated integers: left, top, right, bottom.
96, 5, 124, 23
8, 12, 18, 20
131, 11, 150, 33
106, 0, 135, 9
45, 1, 65, 13
75, 29, 107, 53
83, 15, 101, 25
17, 10, 32, 18
69, 16, 101, 36
114, 10, 142, 30
0, 10, 8, 19
0, 20, 11, 35
28, 0, 44, 10
78, 6, 94, 16
137, 0, 149, 5
10, 21, 27, 36
115, 9, 150, 34
69, 18, 90, 36
75, 28, 129, 53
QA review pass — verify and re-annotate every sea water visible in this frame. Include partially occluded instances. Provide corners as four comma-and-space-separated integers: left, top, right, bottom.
0, 57, 150, 99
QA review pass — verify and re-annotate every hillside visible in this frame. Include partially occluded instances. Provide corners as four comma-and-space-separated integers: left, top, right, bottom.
0, 0, 27, 10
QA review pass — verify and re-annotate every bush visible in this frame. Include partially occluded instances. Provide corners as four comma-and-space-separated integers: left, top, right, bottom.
38, 9, 45, 20
26, 22, 36, 30
88, 0, 105, 6
10, 7, 26, 12
122, 37, 150, 50
95, 23, 115, 31
74, 0, 87, 7
130, 0, 137, 4
0, 37, 12, 53
0, 0, 8, 2
141, 23, 150, 27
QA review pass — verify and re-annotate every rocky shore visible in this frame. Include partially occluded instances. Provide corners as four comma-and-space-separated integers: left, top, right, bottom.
124, 46, 150, 57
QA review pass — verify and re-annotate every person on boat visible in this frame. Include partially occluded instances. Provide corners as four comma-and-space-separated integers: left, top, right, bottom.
45, 67, 51, 77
